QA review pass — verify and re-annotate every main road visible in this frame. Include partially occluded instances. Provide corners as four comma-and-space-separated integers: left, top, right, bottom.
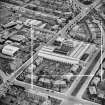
60, 0, 101, 36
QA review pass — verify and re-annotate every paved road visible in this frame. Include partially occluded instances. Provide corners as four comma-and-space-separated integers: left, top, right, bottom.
75, 51, 105, 105
60, 0, 101, 36
1, 1, 62, 21
14, 79, 96, 105
71, 50, 101, 96
14, 79, 67, 100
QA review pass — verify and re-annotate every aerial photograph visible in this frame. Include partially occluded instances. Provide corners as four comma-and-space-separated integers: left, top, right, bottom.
0, 0, 105, 105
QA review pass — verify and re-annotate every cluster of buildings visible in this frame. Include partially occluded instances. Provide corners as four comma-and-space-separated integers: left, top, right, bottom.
16, 57, 81, 93
0, 4, 59, 74
0, 85, 62, 105
68, 12, 104, 46
83, 58, 105, 105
